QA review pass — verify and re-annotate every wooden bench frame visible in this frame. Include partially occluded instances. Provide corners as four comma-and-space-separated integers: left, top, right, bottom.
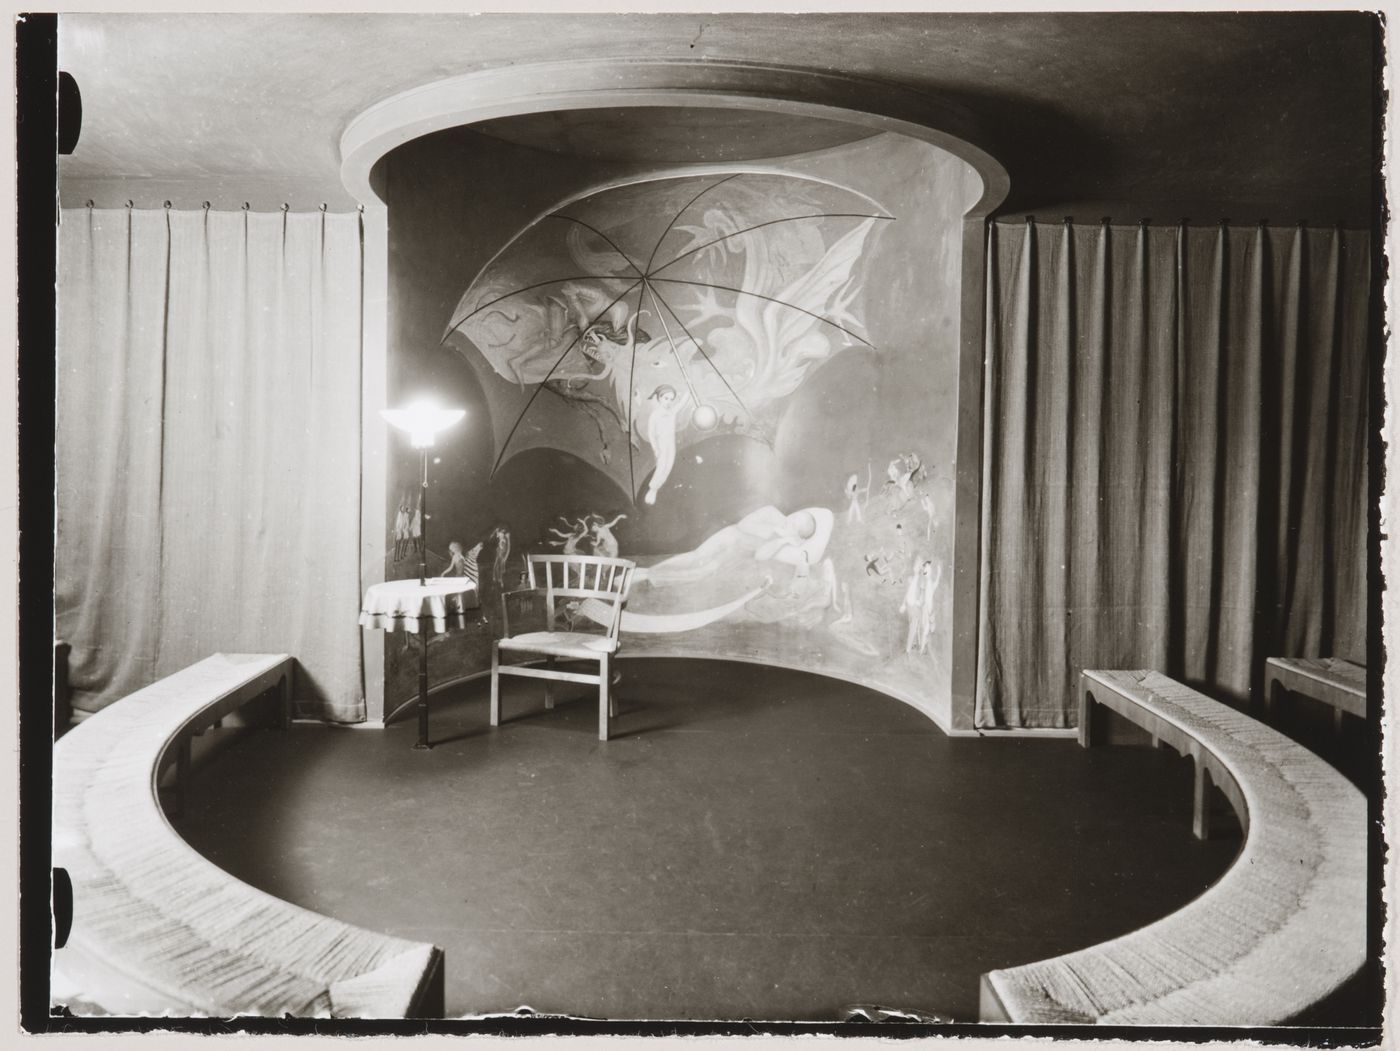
979, 669, 1367, 1026
1263, 657, 1366, 735
1077, 672, 1244, 842
52, 654, 445, 1019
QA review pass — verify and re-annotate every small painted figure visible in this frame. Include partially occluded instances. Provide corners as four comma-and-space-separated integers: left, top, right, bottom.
489, 525, 512, 586
393, 500, 410, 561
844, 464, 871, 523
588, 513, 628, 558
884, 451, 926, 509
548, 516, 590, 555
643, 384, 687, 506
441, 540, 484, 580
899, 558, 942, 654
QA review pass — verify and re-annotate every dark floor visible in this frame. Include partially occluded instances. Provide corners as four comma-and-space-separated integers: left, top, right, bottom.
176, 659, 1242, 1022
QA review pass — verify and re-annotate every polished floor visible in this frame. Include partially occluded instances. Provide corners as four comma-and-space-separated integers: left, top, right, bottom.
175, 659, 1241, 1022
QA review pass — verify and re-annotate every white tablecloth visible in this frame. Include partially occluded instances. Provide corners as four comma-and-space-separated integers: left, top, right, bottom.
359, 578, 480, 634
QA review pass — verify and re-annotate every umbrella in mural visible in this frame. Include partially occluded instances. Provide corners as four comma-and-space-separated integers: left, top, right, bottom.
441, 172, 894, 505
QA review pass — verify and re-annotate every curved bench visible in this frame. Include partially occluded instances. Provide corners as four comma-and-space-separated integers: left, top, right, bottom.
52, 653, 444, 1018
979, 669, 1367, 1026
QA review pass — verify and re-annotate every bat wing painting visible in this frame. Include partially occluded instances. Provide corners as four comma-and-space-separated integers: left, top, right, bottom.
441, 172, 892, 504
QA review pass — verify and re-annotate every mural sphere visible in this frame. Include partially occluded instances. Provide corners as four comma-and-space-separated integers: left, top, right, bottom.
691, 403, 719, 431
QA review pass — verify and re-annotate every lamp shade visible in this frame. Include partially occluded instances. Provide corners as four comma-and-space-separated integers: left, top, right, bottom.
381, 401, 466, 448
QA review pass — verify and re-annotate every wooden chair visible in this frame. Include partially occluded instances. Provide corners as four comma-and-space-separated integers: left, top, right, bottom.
490, 554, 635, 740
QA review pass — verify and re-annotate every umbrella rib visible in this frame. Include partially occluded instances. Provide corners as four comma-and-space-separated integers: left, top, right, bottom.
440, 275, 637, 344
649, 277, 875, 348
642, 173, 742, 276
490, 278, 644, 479
643, 282, 752, 419
649, 213, 894, 278
627, 285, 645, 502
547, 215, 645, 277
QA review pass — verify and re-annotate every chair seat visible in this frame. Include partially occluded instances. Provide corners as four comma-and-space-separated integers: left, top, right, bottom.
497, 631, 618, 659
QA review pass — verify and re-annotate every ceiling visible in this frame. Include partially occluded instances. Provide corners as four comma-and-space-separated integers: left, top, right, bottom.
57, 11, 1379, 223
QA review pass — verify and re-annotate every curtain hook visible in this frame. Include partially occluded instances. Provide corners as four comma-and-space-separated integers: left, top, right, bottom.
242, 202, 251, 211
202, 201, 211, 210
281, 202, 290, 212
319, 203, 328, 213
163, 200, 172, 209
84, 199, 93, 209
125, 200, 133, 209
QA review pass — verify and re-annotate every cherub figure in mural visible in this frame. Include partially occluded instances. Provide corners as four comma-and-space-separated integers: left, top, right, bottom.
899, 557, 942, 655
844, 464, 872, 523
489, 525, 512, 586
643, 385, 689, 505
920, 492, 937, 540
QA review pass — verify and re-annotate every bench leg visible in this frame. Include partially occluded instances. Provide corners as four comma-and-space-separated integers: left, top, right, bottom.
174, 735, 192, 818
1264, 676, 1281, 718
278, 671, 292, 730
1078, 683, 1093, 748
1192, 759, 1212, 841
544, 658, 555, 709
598, 654, 610, 741
489, 644, 501, 727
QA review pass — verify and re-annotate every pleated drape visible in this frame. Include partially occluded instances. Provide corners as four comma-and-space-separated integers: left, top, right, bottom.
56, 207, 366, 721
976, 221, 1369, 728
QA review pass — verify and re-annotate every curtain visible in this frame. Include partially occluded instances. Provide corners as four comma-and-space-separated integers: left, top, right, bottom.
976, 221, 1369, 728
56, 206, 366, 721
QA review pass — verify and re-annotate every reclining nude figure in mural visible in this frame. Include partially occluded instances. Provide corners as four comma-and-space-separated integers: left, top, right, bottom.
590, 506, 842, 633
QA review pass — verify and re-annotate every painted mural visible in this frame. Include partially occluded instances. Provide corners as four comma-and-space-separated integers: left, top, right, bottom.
384, 132, 973, 726
443, 173, 892, 505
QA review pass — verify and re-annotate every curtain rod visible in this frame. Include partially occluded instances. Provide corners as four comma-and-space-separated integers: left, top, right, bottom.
1005, 215, 1340, 228
81, 200, 362, 212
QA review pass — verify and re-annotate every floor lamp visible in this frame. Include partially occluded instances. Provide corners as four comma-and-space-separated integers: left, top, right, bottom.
381, 400, 466, 584
381, 399, 466, 748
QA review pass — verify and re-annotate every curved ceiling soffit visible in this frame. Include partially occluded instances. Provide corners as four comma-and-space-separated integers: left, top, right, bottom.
337, 58, 1011, 218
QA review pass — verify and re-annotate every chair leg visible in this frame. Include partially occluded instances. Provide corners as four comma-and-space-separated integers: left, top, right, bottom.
489, 643, 501, 727
608, 666, 619, 718
598, 654, 610, 741
544, 658, 555, 709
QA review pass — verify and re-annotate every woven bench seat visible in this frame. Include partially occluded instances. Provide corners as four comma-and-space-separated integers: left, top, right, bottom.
979, 669, 1367, 1026
52, 654, 444, 1018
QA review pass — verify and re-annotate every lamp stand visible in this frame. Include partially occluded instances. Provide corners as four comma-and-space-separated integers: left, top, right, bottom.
418, 446, 429, 588
414, 445, 430, 749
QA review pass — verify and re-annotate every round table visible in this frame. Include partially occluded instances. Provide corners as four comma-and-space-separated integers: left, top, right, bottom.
360, 577, 480, 748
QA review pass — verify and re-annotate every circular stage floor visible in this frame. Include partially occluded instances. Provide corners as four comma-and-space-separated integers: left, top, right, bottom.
176, 658, 1239, 1021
